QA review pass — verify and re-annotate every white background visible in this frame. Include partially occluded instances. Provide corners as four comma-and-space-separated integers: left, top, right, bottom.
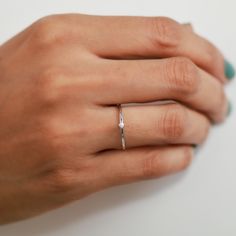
0, 0, 236, 235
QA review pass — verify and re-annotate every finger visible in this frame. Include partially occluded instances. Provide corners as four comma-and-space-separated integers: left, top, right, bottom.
95, 57, 228, 123
93, 145, 193, 189
102, 103, 210, 150
75, 15, 226, 82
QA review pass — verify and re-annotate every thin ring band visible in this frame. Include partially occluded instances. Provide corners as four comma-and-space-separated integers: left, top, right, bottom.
118, 104, 126, 150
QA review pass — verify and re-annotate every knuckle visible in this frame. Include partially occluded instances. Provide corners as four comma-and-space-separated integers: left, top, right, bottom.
45, 169, 76, 193
141, 149, 161, 179
165, 57, 200, 95
149, 16, 181, 47
140, 146, 192, 179
30, 15, 68, 47
43, 168, 78, 194
40, 160, 94, 195
36, 67, 66, 106
204, 42, 220, 69
38, 110, 90, 156
38, 116, 67, 154
160, 104, 186, 141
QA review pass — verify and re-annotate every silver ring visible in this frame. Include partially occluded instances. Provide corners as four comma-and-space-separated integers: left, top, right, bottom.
118, 104, 126, 150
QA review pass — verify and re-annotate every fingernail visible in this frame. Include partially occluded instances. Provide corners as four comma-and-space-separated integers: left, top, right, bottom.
227, 101, 233, 117
224, 60, 235, 80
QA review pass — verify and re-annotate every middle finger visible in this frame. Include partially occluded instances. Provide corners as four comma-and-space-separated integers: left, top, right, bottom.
94, 57, 228, 123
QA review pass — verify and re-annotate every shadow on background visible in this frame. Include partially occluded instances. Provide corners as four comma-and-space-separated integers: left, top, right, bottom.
0, 172, 188, 236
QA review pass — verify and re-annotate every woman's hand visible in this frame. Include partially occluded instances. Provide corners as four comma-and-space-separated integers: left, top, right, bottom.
0, 14, 232, 224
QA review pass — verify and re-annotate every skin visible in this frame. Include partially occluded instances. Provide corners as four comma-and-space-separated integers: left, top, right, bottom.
0, 14, 229, 224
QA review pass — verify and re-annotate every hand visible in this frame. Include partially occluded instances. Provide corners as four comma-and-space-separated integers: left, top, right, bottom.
0, 14, 232, 224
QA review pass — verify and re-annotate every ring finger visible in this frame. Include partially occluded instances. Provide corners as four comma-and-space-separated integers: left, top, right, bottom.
100, 102, 210, 151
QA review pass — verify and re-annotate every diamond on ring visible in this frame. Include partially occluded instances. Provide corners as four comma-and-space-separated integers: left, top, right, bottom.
118, 104, 126, 150
119, 121, 124, 129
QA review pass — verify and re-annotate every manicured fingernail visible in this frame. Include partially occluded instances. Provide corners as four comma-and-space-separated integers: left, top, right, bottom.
227, 101, 233, 117
224, 60, 235, 80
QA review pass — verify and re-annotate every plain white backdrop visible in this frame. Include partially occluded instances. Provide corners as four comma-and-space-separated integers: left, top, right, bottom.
0, 0, 236, 235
